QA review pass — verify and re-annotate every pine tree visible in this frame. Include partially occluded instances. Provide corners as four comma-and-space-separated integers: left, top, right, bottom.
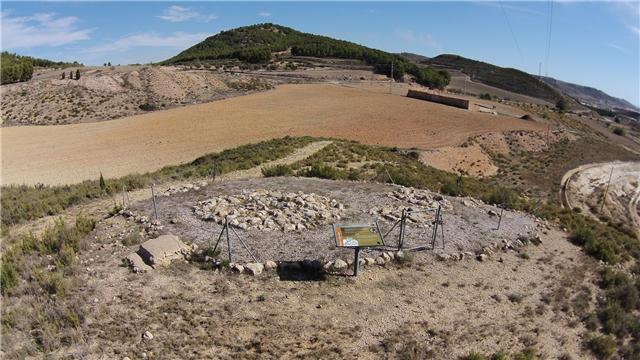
75, 69, 81, 80
69, 71, 73, 80
107, 62, 111, 67
99, 173, 106, 192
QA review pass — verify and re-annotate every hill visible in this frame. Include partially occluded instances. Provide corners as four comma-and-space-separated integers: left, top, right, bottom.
164, 23, 450, 89
0, 52, 82, 85
541, 76, 638, 112
398, 52, 430, 63
428, 54, 562, 103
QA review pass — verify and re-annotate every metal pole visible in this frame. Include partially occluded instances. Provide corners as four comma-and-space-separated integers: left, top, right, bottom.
151, 184, 158, 220
353, 247, 361, 276
600, 166, 614, 214
225, 216, 232, 262
439, 207, 445, 249
497, 207, 504, 230
398, 209, 406, 250
230, 226, 258, 263
212, 222, 226, 253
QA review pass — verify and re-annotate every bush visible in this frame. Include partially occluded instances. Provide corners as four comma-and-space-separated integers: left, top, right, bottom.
587, 334, 617, 359
297, 164, 343, 180
262, 164, 294, 177
480, 93, 492, 100
139, 103, 157, 111
571, 227, 619, 264
463, 352, 487, 360
483, 187, 517, 208
1, 260, 19, 294
612, 127, 625, 136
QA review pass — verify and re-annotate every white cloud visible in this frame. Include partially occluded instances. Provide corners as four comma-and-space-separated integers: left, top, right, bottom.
608, 43, 627, 53
258, 12, 271, 18
396, 29, 442, 53
628, 25, 640, 37
88, 32, 209, 53
158, 6, 217, 23
0, 11, 92, 49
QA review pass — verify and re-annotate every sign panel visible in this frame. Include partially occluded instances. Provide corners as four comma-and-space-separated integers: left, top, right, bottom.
334, 222, 384, 247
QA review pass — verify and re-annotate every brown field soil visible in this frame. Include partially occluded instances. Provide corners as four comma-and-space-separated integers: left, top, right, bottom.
420, 144, 498, 178
1, 83, 546, 186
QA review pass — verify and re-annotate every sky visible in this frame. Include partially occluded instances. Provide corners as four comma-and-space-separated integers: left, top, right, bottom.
1, 1, 639, 106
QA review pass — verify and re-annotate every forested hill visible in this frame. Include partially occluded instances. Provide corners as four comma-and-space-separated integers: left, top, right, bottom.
428, 54, 562, 103
1, 52, 82, 85
164, 23, 450, 89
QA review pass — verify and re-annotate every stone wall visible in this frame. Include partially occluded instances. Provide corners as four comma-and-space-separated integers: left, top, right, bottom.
407, 90, 470, 110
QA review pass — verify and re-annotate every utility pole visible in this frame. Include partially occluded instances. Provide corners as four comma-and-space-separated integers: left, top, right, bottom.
389, 60, 394, 94
538, 62, 542, 80
599, 167, 614, 214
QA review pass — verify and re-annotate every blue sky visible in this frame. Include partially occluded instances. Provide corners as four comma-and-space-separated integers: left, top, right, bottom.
1, 1, 639, 106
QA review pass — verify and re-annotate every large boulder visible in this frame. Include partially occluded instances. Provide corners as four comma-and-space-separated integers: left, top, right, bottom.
137, 234, 189, 268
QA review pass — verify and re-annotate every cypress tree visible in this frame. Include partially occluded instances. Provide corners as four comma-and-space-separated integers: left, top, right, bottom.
75, 69, 81, 80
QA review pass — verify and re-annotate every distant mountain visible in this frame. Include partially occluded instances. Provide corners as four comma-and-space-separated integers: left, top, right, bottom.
541, 76, 638, 112
163, 23, 450, 89
427, 54, 563, 103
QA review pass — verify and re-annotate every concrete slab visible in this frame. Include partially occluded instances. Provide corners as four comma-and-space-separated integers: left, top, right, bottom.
137, 234, 188, 268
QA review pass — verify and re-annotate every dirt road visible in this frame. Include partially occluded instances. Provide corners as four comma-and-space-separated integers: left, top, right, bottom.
1, 84, 545, 186
561, 161, 640, 235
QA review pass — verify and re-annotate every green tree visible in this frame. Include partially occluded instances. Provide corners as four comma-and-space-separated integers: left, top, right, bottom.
556, 98, 567, 112
61, 72, 65, 79
69, 71, 73, 80
75, 69, 81, 80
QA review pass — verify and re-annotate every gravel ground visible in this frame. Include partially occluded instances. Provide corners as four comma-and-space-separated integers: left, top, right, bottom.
131, 177, 538, 263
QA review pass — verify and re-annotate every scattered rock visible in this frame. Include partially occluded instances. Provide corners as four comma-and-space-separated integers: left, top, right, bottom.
375, 257, 386, 265
264, 260, 277, 270
124, 252, 152, 273
332, 259, 348, 270
244, 263, 264, 276
477, 254, 488, 262
364, 257, 376, 266
142, 331, 153, 341
436, 253, 451, 261
231, 263, 244, 273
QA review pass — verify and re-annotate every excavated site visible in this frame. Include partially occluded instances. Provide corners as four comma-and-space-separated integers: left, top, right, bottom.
116, 177, 540, 271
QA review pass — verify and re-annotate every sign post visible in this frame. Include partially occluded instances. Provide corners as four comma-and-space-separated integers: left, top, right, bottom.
334, 222, 385, 276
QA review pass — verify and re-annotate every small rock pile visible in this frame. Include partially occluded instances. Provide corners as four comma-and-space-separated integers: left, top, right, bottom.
369, 187, 450, 223
193, 189, 346, 231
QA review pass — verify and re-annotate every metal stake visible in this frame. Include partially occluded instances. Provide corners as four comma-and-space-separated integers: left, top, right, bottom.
151, 184, 158, 220
497, 207, 504, 230
353, 247, 361, 276
225, 216, 232, 262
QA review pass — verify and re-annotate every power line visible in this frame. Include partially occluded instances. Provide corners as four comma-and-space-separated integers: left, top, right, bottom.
499, 1, 525, 65
544, 0, 554, 76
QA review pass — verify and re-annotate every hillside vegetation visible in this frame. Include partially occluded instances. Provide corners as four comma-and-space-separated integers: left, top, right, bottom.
429, 54, 562, 102
1, 52, 81, 85
164, 23, 450, 89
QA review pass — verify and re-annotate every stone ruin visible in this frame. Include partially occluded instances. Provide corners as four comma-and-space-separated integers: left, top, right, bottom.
193, 189, 346, 232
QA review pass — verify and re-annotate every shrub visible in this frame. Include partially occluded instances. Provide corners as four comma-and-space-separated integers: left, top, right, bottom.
587, 334, 617, 359
480, 93, 492, 100
463, 352, 487, 360
483, 187, 516, 208
262, 164, 294, 177
297, 164, 343, 180
612, 127, 625, 136
139, 103, 157, 111
1, 260, 19, 294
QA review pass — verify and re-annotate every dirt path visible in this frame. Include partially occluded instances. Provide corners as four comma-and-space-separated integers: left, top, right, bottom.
561, 161, 640, 236
1, 83, 545, 186
5, 141, 332, 238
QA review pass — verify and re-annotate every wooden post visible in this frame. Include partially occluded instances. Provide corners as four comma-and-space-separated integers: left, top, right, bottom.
497, 207, 504, 230
225, 216, 232, 262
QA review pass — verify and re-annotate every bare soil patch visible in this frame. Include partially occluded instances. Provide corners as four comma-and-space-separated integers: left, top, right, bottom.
1, 83, 545, 186
420, 144, 498, 177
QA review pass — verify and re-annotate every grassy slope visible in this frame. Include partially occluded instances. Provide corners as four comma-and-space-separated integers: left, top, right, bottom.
429, 54, 562, 103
